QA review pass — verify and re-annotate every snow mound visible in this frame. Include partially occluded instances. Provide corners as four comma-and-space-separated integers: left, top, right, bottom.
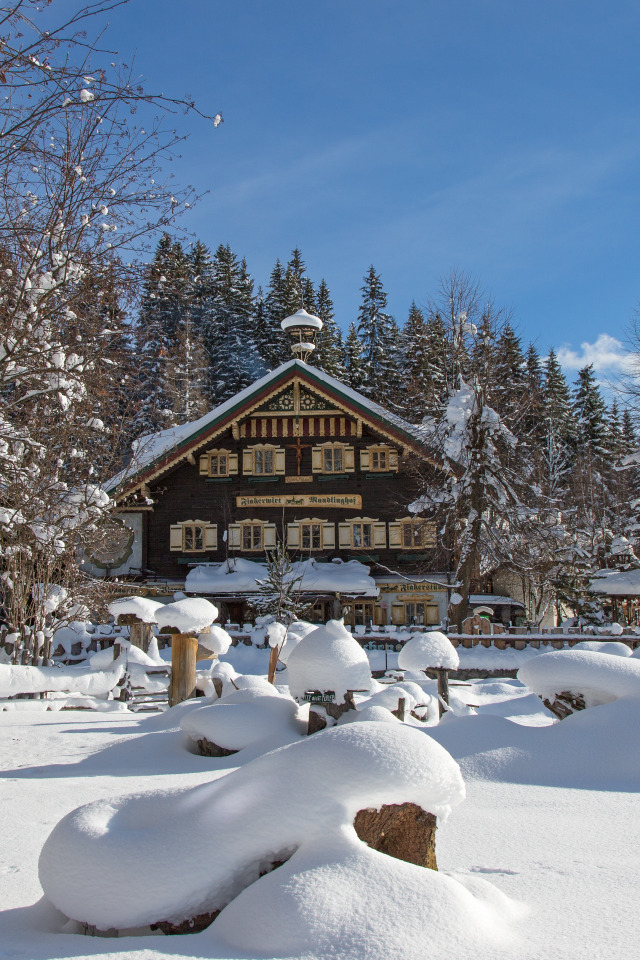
287, 619, 373, 703
570, 640, 632, 657
107, 596, 164, 624
518, 650, 640, 708
155, 598, 218, 634
39, 723, 465, 931
344, 704, 401, 724
360, 680, 436, 718
0, 662, 124, 698
398, 631, 460, 671
51, 621, 92, 655
180, 694, 303, 751
197, 624, 232, 656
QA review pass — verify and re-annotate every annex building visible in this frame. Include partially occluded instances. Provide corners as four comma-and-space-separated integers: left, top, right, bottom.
96, 310, 462, 628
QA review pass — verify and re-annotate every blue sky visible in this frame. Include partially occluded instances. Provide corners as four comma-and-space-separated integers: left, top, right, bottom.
53, 0, 640, 381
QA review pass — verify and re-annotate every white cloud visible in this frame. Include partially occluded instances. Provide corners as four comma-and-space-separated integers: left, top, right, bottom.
557, 334, 635, 375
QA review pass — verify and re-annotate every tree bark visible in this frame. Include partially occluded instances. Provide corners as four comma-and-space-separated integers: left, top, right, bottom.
169, 634, 198, 707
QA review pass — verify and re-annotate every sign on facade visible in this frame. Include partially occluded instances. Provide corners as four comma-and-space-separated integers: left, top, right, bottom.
236, 494, 362, 509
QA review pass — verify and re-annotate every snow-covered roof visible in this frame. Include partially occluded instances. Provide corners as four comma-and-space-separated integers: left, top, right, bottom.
109, 359, 435, 496
590, 569, 640, 596
469, 594, 525, 608
185, 557, 379, 597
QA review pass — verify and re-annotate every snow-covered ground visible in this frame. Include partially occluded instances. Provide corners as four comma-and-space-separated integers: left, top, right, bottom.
1, 662, 639, 959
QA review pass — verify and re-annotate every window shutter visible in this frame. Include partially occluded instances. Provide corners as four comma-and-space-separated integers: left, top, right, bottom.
391, 603, 405, 625
359, 449, 370, 471
423, 522, 437, 547
287, 523, 300, 548
242, 450, 253, 475
338, 523, 352, 548
228, 453, 239, 475
199, 455, 209, 476
344, 446, 355, 472
312, 447, 322, 473
275, 449, 286, 475
388, 522, 402, 548
322, 522, 335, 549
228, 524, 241, 549
264, 523, 277, 549
170, 524, 183, 551
389, 448, 399, 470
373, 522, 387, 548
204, 524, 217, 550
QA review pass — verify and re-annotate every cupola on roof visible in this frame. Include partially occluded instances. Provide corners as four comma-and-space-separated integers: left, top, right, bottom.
280, 308, 323, 361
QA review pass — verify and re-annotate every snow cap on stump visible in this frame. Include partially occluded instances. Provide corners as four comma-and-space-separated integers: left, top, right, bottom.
398, 631, 459, 672
108, 595, 164, 624
155, 597, 218, 634
197, 624, 232, 656
287, 619, 373, 704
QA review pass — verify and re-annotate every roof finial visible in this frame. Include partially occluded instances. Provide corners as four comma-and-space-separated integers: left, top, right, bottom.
280, 308, 323, 362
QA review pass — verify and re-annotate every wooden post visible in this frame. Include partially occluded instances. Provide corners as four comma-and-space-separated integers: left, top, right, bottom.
169, 633, 199, 707
436, 668, 449, 719
267, 644, 279, 685
117, 613, 153, 652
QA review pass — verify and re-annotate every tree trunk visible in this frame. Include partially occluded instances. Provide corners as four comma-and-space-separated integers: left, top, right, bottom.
169, 634, 198, 707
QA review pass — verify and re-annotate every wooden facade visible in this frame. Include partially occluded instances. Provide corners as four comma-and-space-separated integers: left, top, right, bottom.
108, 361, 453, 626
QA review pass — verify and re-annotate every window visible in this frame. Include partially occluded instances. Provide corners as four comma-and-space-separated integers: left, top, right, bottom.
242, 445, 286, 476
352, 522, 372, 549
170, 521, 217, 553
199, 449, 238, 477
338, 517, 387, 551
389, 517, 436, 550
324, 446, 343, 473
184, 524, 204, 552
254, 447, 274, 475
391, 601, 439, 626
209, 452, 228, 476
287, 518, 335, 551
360, 444, 399, 472
312, 443, 355, 474
350, 601, 375, 627
228, 520, 277, 552
242, 524, 263, 551
301, 522, 322, 550
371, 449, 387, 471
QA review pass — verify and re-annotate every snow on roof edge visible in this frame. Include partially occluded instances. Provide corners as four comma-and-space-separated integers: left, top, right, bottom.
108, 360, 434, 495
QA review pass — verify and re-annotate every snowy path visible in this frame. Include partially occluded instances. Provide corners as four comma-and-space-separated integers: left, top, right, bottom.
1, 705, 639, 959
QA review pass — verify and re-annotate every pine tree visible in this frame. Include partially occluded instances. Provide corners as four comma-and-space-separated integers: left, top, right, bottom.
543, 349, 575, 450
263, 259, 291, 366
134, 234, 191, 435
344, 322, 365, 390
572, 364, 608, 457
314, 279, 345, 378
492, 324, 527, 428
202, 244, 266, 405
401, 304, 447, 422
356, 266, 400, 398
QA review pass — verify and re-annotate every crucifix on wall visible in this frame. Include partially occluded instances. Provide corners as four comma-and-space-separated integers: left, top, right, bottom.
286, 436, 313, 475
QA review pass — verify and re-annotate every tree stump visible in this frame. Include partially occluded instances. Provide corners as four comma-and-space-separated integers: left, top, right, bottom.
542, 690, 586, 720
196, 737, 237, 758
168, 633, 198, 707
116, 613, 153, 652
354, 802, 437, 870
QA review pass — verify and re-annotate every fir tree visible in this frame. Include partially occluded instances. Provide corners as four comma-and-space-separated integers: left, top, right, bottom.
314, 279, 345, 378
203, 244, 266, 405
356, 266, 400, 398
344, 322, 365, 390
543, 349, 575, 450
134, 234, 191, 435
492, 324, 527, 428
572, 364, 608, 456
401, 304, 447, 422
262, 259, 291, 366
